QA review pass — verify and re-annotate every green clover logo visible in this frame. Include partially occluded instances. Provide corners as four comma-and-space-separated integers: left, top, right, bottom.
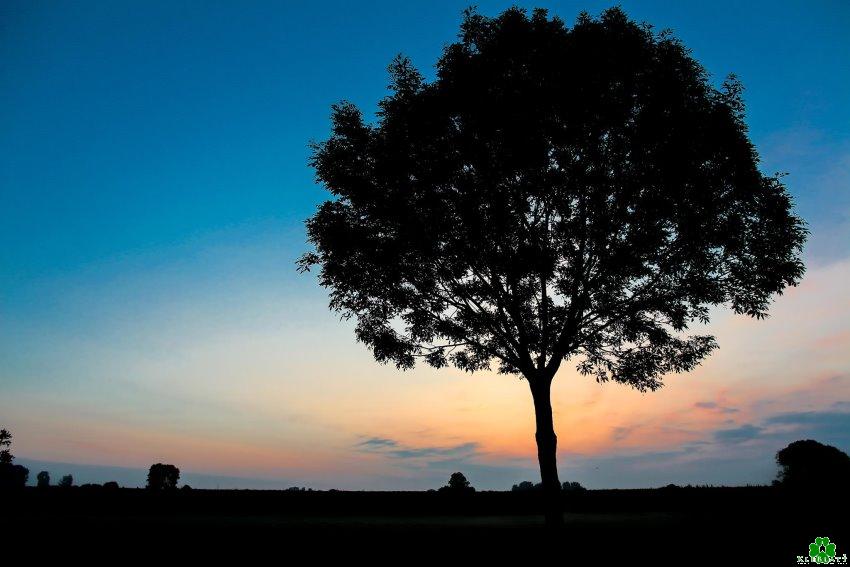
809, 537, 837, 564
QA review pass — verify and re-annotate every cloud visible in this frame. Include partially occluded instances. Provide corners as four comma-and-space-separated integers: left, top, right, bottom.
694, 401, 739, 414
389, 442, 480, 459
705, 409, 850, 456
356, 436, 480, 460
356, 437, 399, 450
763, 410, 850, 446
611, 426, 636, 442
713, 424, 764, 443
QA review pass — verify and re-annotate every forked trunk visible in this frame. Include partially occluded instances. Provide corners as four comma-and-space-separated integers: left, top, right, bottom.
530, 376, 563, 527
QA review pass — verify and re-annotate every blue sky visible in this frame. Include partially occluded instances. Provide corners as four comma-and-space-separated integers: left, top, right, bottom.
1, 1, 848, 489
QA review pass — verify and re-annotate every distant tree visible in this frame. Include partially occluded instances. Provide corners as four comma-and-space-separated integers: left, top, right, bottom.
37, 471, 50, 488
512, 480, 541, 492
103, 481, 120, 490
0, 464, 28, 489
146, 463, 180, 490
0, 428, 13, 464
300, 7, 806, 524
180, 484, 193, 491
440, 472, 475, 493
58, 475, 73, 488
775, 440, 850, 488
0, 428, 28, 489
511, 479, 583, 491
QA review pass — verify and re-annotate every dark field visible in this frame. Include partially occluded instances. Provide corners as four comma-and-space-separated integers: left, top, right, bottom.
3, 485, 847, 561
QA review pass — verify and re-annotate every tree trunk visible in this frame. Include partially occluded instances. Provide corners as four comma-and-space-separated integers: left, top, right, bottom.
530, 376, 563, 527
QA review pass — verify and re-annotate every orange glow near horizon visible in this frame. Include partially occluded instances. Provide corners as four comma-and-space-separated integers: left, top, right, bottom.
3, 258, 849, 489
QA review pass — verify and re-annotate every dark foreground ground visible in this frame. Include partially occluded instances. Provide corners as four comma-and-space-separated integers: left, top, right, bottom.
2, 485, 847, 561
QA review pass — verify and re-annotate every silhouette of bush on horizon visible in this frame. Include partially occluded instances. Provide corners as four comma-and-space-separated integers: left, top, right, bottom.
147, 463, 180, 490
0, 429, 12, 465
511, 480, 585, 491
439, 472, 475, 494
0, 427, 29, 489
0, 463, 29, 489
774, 440, 850, 489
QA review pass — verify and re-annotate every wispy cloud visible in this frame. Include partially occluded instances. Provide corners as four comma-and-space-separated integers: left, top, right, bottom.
356, 437, 399, 450
356, 436, 480, 461
707, 408, 850, 452
694, 401, 739, 414
763, 410, 850, 445
713, 424, 764, 443
611, 425, 640, 442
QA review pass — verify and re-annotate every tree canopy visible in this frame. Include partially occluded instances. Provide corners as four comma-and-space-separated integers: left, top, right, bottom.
0, 429, 12, 465
441, 471, 475, 493
147, 463, 180, 490
300, 6, 806, 391
775, 440, 850, 488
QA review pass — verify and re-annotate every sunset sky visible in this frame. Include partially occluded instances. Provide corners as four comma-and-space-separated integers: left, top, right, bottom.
1, 0, 848, 490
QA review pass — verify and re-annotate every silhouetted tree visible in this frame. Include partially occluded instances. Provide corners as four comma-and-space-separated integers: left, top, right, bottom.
300, 7, 806, 525
440, 472, 475, 493
0, 464, 28, 489
0, 429, 12, 465
103, 481, 119, 490
37, 471, 50, 488
775, 440, 850, 489
512, 479, 584, 491
512, 480, 541, 491
147, 463, 180, 490
0, 428, 28, 489
58, 474, 73, 488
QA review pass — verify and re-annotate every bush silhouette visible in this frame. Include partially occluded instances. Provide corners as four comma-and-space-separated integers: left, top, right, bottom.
0, 463, 29, 489
440, 472, 475, 493
512, 480, 541, 492
37, 470, 50, 488
147, 463, 180, 490
775, 439, 850, 488
0, 428, 28, 489
512, 479, 585, 491
0, 429, 12, 465
58, 474, 73, 488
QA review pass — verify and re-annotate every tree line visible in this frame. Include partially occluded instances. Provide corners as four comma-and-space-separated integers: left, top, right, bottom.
0, 428, 183, 490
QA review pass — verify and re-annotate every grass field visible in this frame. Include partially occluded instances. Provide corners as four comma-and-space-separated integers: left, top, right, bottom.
3, 485, 847, 561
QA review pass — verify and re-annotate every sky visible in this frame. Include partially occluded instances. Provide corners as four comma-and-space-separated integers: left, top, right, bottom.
1, 0, 849, 490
